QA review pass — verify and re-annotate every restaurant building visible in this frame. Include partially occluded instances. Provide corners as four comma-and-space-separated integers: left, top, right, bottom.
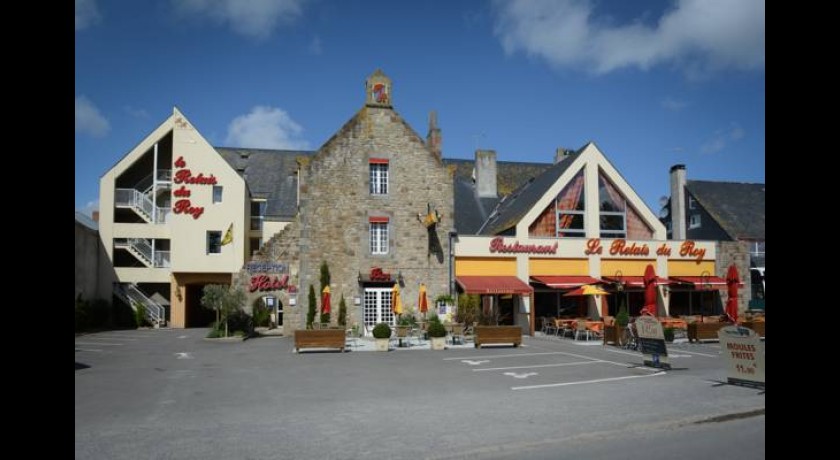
449, 143, 739, 336
97, 69, 745, 333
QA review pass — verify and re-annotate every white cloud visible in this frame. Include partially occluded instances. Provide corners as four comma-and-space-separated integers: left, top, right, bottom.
661, 97, 687, 111
492, 0, 764, 76
75, 95, 110, 138
172, 0, 306, 40
76, 0, 101, 31
700, 123, 744, 154
225, 106, 310, 150
79, 199, 100, 218
123, 105, 150, 119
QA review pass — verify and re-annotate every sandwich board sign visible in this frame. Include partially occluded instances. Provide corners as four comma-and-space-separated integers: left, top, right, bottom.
718, 326, 765, 388
635, 316, 670, 370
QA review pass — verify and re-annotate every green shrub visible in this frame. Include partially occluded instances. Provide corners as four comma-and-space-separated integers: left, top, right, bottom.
206, 328, 223, 338
227, 310, 253, 335
134, 303, 148, 328
427, 321, 446, 338
306, 285, 316, 329
372, 323, 392, 339
252, 299, 270, 327
233, 330, 245, 337
338, 295, 347, 327
663, 327, 675, 342
615, 301, 630, 328
456, 294, 479, 324
111, 299, 136, 329
398, 315, 416, 327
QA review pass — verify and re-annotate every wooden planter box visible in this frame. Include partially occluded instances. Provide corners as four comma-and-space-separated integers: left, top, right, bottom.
687, 322, 729, 343
474, 326, 522, 348
294, 329, 346, 352
740, 320, 765, 337
603, 324, 625, 346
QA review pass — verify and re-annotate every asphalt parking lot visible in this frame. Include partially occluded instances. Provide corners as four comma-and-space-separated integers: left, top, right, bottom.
75, 330, 764, 459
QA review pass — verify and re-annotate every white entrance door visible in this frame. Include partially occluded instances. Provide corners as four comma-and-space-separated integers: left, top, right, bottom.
363, 287, 395, 335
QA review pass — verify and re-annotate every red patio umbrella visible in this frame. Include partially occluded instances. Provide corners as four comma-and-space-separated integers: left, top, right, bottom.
418, 283, 429, 315
725, 265, 740, 323
640, 264, 658, 316
321, 285, 331, 315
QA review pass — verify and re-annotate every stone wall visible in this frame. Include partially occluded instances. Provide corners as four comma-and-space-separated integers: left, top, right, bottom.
233, 219, 302, 334
716, 240, 750, 316
297, 105, 454, 330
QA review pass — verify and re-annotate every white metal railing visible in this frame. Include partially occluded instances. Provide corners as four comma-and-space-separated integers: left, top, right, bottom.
114, 283, 165, 326
127, 238, 153, 264
156, 169, 172, 182
153, 251, 171, 268
115, 188, 169, 224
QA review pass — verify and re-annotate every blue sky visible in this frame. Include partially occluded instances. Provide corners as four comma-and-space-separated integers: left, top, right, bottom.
75, 0, 765, 218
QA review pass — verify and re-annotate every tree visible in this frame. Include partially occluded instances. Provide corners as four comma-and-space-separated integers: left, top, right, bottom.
201, 284, 246, 337
201, 284, 227, 330
319, 260, 331, 325
306, 284, 316, 329
338, 295, 347, 327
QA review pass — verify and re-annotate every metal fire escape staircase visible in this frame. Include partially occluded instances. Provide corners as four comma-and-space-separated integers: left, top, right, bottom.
113, 283, 167, 327
115, 170, 172, 224
113, 238, 170, 268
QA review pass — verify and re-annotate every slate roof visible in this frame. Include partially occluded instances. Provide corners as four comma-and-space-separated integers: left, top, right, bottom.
75, 212, 98, 231
445, 158, 554, 235
473, 149, 584, 236
686, 180, 765, 240
215, 147, 314, 219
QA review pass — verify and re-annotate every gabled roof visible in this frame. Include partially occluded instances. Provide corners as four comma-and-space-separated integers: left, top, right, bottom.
478, 150, 584, 235
444, 158, 553, 196
215, 147, 314, 219
452, 177, 500, 234
75, 212, 98, 231
686, 180, 765, 240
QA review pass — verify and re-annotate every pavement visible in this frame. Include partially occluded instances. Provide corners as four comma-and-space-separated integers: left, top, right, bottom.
75, 328, 765, 459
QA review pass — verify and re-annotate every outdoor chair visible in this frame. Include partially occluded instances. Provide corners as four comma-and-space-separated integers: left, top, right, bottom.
543, 317, 557, 336
449, 324, 465, 345
574, 320, 591, 341
622, 324, 639, 350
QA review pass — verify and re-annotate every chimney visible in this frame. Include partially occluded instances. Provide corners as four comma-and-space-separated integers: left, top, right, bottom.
554, 147, 572, 164
92, 211, 100, 223
475, 150, 497, 198
670, 164, 687, 239
426, 111, 442, 159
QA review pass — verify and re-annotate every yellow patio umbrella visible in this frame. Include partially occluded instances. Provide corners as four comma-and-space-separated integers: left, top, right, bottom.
562, 285, 611, 297
392, 284, 403, 315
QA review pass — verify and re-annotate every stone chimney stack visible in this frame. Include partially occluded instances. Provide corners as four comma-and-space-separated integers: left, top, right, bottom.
475, 150, 498, 198
670, 164, 687, 239
92, 211, 100, 222
426, 111, 442, 159
554, 147, 572, 164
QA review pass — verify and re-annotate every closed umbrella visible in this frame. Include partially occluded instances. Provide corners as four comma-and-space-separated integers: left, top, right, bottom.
321, 285, 331, 315
725, 265, 740, 323
392, 283, 403, 316
418, 283, 428, 315
640, 264, 658, 316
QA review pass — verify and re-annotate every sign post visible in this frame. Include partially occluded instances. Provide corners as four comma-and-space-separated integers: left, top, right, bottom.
718, 326, 765, 388
634, 316, 671, 370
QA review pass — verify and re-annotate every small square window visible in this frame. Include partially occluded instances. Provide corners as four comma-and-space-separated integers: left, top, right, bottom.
688, 196, 697, 210
207, 231, 222, 254
689, 214, 701, 229
212, 186, 223, 203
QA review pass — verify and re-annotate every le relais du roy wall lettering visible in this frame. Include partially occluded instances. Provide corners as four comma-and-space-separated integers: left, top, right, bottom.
487, 237, 707, 263
172, 155, 218, 219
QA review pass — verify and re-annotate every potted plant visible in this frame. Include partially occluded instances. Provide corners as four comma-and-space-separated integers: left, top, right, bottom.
663, 327, 675, 343
427, 314, 446, 350
395, 315, 416, 347
372, 322, 392, 352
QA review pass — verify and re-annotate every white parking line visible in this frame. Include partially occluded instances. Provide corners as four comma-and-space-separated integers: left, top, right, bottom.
87, 336, 137, 341
474, 361, 602, 372
74, 342, 123, 346
669, 348, 718, 358
444, 352, 568, 361
511, 371, 667, 391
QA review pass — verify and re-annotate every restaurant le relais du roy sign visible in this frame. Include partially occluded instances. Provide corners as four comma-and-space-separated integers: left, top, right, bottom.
485, 237, 709, 262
